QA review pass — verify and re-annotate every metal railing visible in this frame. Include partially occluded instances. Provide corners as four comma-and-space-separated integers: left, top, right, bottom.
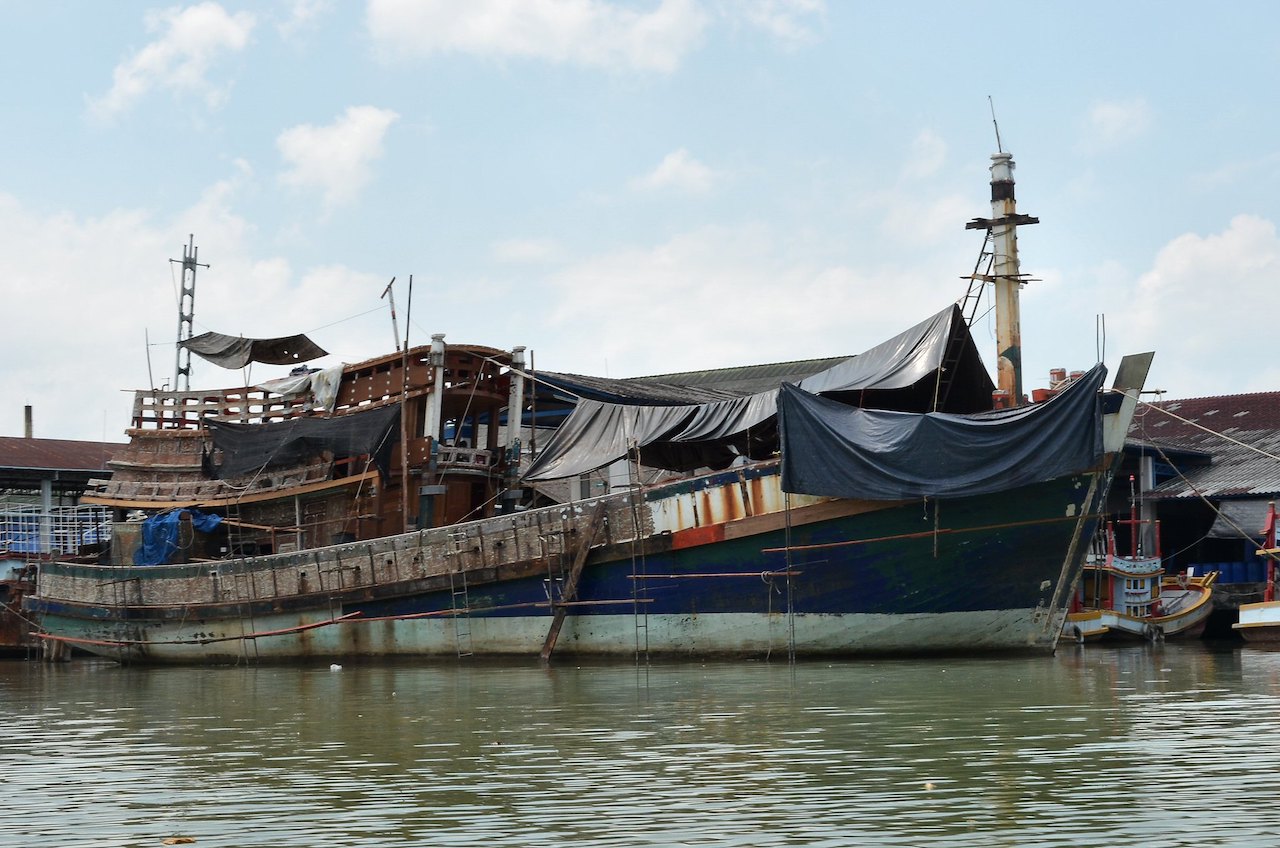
0, 504, 112, 558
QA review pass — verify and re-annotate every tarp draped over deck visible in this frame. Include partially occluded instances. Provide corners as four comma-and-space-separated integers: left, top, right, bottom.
521, 304, 994, 481
207, 404, 401, 479
255, 364, 345, 412
777, 363, 1107, 500
180, 332, 328, 369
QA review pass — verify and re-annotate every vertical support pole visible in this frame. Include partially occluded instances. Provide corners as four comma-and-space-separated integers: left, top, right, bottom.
502, 346, 527, 514
425, 334, 446, 443
39, 479, 53, 553
989, 153, 1023, 405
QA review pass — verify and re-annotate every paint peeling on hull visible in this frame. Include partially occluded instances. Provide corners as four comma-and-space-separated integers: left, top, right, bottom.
26, 460, 1114, 664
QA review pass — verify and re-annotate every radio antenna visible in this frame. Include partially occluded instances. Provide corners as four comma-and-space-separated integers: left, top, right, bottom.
988, 96, 1004, 153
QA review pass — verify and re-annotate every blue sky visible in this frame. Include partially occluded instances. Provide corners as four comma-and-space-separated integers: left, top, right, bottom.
3, 1, 1278, 441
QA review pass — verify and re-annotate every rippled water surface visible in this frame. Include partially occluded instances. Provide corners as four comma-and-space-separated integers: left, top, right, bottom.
5, 644, 1280, 847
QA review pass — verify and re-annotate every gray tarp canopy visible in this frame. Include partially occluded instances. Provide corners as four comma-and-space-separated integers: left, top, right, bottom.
522, 304, 994, 481
181, 332, 329, 369
777, 363, 1106, 500
1208, 499, 1277, 539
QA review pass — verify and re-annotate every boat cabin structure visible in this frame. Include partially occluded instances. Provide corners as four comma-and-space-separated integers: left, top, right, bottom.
84, 338, 525, 563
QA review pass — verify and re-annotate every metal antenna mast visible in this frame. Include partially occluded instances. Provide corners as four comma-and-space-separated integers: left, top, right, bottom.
988, 96, 1004, 153
169, 235, 209, 392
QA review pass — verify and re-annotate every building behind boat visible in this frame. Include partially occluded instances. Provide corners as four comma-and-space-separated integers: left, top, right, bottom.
0, 406, 117, 655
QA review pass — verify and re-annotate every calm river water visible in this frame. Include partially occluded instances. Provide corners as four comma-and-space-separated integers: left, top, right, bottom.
4, 643, 1280, 847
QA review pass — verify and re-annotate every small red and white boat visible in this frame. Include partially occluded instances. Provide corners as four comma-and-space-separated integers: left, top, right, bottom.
1232, 502, 1280, 643
1064, 478, 1217, 643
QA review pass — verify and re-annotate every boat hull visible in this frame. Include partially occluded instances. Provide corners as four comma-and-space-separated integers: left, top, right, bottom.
1233, 601, 1280, 643
1064, 583, 1214, 642
26, 461, 1115, 664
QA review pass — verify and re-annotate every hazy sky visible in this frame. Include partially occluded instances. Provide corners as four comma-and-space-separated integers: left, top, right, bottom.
4, 1, 1278, 441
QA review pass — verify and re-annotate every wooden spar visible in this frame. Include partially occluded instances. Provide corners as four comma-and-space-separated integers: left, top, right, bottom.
380, 277, 400, 352
540, 501, 608, 662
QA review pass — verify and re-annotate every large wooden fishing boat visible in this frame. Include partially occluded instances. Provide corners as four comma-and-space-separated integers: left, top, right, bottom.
24, 151, 1152, 664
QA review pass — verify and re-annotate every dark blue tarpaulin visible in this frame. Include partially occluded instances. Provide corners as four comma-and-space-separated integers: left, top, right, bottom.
135, 509, 224, 566
778, 364, 1107, 500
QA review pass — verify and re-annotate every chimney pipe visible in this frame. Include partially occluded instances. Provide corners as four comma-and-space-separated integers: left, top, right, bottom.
24, 405, 33, 438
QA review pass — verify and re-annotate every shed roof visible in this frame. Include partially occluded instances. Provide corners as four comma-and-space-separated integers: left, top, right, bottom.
1129, 392, 1280, 499
0, 436, 118, 473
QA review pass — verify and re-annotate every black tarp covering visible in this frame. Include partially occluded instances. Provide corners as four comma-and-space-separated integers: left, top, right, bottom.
181, 332, 329, 369
777, 363, 1107, 500
1208, 499, 1274, 539
522, 305, 994, 481
208, 404, 401, 479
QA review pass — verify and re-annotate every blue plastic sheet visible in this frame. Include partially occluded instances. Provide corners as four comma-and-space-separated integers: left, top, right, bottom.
135, 509, 223, 566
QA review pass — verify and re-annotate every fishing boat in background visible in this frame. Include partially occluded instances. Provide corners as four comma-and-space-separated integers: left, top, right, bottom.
1233, 502, 1280, 642
0, 560, 36, 656
24, 150, 1152, 664
1064, 476, 1217, 642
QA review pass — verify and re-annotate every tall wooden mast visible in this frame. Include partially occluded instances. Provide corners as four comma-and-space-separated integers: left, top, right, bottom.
966, 151, 1038, 406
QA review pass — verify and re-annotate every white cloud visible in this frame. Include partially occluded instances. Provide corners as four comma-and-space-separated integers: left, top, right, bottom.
492, 238, 564, 263
723, 0, 826, 44
278, 0, 333, 38
1123, 214, 1280, 397
1081, 98, 1153, 152
276, 106, 400, 211
365, 0, 710, 72
535, 224, 951, 377
88, 2, 255, 120
902, 130, 947, 180
630, 149, 720, 194
0, 178, 398, 441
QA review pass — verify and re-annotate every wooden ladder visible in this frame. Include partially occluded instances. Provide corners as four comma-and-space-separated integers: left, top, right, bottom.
540, 502, 608, 663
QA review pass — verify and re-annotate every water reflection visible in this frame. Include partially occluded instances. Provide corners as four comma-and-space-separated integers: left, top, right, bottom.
4, 646, 1280, 847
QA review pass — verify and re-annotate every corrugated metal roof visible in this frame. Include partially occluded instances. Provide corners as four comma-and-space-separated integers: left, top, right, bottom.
1130, 391, 1280, 499
0, 436, 119, 472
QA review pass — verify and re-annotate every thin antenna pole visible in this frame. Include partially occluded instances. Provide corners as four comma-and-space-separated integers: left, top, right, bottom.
144, 328, 156, 392
381, 277, 401, 353
988, 96, 1004, 153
